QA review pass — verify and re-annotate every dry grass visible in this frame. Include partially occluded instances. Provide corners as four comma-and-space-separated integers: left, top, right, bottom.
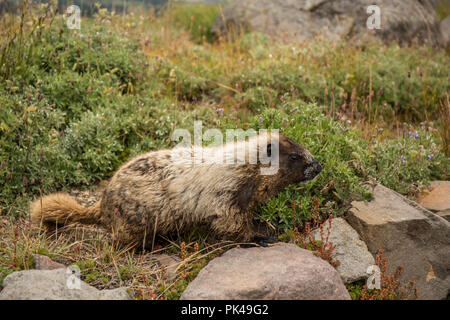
439, 93, 450, 157
0, 186, 239, 299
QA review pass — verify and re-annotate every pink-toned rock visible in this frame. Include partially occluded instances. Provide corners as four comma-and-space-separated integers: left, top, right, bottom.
32, 254, 66, 270
347, 184, 450, 300
180, 243, 350, 300
417, 181, 450, 212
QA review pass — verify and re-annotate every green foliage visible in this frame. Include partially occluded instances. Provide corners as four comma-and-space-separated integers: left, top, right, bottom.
0, 3, 449, 301
0, 266, 14, 287
1, 3, 448, 235
369, 129, 449, 194
230, 42, 449, 122
346, 280, 366, 300
167, 2, 221, 43
435, 0, 450, 21
163, 255, 212, 300
0, 9, 177, 216
249, 102, 449, 232
249, 103, 373, 231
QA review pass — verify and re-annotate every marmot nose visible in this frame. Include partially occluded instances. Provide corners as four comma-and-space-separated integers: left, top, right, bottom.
304, 158, 322, 180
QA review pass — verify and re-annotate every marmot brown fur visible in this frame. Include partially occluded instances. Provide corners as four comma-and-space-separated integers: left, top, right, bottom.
30, 132, 322, 247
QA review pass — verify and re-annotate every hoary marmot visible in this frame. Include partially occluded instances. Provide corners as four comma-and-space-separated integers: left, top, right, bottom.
30, 132, 322, 247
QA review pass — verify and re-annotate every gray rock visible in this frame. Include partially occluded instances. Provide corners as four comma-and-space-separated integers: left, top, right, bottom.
0, 268, 130, 300
212, 0, 444, 46
441, 16, 450, 45
180, 243, 350, 300
311, 218, 375, 284
347, 184, 450, 300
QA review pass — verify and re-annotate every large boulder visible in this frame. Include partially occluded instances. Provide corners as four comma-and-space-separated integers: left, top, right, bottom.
0, 268, 130, 300
417, 181, 450, 212
441, 16, 450, 45
347, 184, 450, 300
180, 243, 350, 300
312, 218, 375, 284
212, 0, 444, 46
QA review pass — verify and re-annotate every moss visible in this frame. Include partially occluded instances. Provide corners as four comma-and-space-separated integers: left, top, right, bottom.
163, 252, 217, 300
119, 266, 132, 281
346, 280, 366, 300
0, 267, 14, 287
84, 270, 99, 284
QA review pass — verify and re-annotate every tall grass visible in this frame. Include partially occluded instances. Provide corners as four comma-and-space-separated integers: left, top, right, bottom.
164, 2, 221, 43
435, 0, 450, 21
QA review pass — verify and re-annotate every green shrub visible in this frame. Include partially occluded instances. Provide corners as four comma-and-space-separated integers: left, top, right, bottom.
248, 103, 373, 231
435, 0, 450, 21
1, 3, 448, 232
226, 42, 449, 123
167, 2, 221, 43
0, 11, 158, 216
247, 101, 449, 232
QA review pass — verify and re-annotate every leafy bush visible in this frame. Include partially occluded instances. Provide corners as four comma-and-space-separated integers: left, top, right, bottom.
435, 0, 450, 21
226, 41, 449, 122
1, 3, 448, 230
0, 8, 166, 216
248, 101, 449, 232
166, 2, 221, 43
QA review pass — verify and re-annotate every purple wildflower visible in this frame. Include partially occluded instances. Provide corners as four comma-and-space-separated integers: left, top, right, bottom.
408, 131, 413, 137
414, 132, 419, 139
216, 108, 224, 116
400, 155, 406, 164
259, 117, 263, 125
426, 154, 433, 160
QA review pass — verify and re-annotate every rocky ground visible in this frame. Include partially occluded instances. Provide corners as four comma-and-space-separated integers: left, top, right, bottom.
1, 181, 448, 300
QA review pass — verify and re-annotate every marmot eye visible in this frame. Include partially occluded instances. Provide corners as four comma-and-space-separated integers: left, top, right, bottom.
289, 154, 300, 161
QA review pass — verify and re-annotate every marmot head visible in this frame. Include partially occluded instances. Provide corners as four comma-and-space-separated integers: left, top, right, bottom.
255, 133, 322, 202
274, 134, 322, 183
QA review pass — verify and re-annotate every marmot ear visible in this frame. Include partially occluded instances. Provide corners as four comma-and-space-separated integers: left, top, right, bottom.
267, 144, 272, 157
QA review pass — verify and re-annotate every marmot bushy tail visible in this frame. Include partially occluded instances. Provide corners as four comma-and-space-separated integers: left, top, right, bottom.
30, 193, 101, 228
